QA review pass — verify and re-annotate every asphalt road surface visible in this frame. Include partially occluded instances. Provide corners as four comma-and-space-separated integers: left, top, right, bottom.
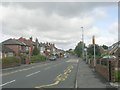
1, 56, 79, 88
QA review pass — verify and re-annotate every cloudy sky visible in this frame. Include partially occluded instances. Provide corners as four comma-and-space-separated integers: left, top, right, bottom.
0, 2, 118, 50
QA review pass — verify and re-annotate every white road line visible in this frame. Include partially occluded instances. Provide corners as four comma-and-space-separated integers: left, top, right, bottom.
75, 80, 78, 88
26, 71, 41, 77
66, 59, 78, 63
0, 80, 16, 87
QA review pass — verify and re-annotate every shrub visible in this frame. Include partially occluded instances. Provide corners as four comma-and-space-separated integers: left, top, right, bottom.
2, 56, 19, 64
30, 55, 46, 63
32, 46, 40, 55
114, 70, 120, 82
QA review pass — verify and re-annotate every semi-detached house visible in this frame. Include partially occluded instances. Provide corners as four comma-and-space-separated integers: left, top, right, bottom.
2, 38, 26, 56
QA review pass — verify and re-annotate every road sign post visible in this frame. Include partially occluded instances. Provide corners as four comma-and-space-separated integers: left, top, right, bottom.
92, 35, 96, 68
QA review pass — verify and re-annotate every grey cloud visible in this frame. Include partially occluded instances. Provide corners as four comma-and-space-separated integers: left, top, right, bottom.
2, 2, 116, 17
1, 2, 118, 50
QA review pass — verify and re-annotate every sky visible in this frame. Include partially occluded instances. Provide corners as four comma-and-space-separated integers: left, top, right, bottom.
0, 2, 118, 50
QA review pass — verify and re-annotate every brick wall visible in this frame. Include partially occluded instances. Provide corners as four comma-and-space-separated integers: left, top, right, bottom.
5, 45, 20, 56
94, 59, 118, 82
2, 62, 21, 69
110, 60, 118, 82
96, 63, 109, 81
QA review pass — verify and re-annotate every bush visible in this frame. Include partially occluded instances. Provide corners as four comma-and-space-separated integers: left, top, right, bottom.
32, 46, 40, 55
114, 70, 120, 82
2, 56, 19, 64
30, 55, 47, 63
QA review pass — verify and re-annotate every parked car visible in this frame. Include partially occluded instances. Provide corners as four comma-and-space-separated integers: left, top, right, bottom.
102, 55, 116, 59
49, 56, 57, 61
64, 55, 69, 58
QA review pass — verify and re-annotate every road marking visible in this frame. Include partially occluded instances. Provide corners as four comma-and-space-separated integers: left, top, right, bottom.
2, 64, 48, 76
35, 81, 60, 88
26, 71, 41, 77
35, 65, 74, 88
0, 80, 16, 87
66, 59, 78, 63
75, 80, 78, 88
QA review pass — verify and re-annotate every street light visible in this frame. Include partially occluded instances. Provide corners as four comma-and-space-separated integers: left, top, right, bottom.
81, 27, 84, 60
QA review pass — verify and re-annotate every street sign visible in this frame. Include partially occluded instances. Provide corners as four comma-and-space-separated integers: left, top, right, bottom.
92, 35, 95, 44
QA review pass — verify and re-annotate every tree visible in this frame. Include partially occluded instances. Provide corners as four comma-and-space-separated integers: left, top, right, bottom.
87, 44, 101, 58
102, 45, 108, 50
74, 41, 85, 57
32, 46, 40, 55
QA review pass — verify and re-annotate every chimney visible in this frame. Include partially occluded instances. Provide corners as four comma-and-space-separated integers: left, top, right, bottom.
30, 37, 32, 42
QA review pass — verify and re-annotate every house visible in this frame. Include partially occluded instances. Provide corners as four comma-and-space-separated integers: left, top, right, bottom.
39, 43, 46, 56
108, 41, 120, 57
2, 38, 26, 56
17, 37, 35, 56
99, 46, 108, 56
2, 45, 15, 58
39, 42, 59, 57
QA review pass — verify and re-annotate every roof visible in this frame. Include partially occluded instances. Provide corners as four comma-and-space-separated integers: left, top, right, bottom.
18, 37, 35, 46
109, 41, 120, 55
2, 39, 24, 45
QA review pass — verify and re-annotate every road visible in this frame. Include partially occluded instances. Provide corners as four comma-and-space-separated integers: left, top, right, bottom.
1, 56, 79, 88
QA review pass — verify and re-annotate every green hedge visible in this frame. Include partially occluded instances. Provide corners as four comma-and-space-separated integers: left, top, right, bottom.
2, 56, 19, 64
114, 70, 120, 82
30, 55, 47, 63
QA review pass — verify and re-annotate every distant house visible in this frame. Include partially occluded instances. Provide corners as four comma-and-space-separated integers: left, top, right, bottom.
39, 42, 59, 57
39, 43, 46, 56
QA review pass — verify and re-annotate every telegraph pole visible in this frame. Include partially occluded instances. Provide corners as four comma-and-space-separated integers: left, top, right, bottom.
93, 35, 96, 68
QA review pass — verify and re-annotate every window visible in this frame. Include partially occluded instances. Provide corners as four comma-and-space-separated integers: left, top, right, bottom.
7, 52, 14, 57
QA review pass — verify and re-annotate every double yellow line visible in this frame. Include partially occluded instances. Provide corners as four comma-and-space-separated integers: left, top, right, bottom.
35, 65, 73, 88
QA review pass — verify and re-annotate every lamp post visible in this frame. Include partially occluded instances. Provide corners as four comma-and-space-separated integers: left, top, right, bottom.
81, 27, 84, 60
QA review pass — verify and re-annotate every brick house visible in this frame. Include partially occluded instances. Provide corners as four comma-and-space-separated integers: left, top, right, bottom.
17, 37, 36, 64
2, 45, 15, 58
17, 37, 35, 56
2, 39, 26, 56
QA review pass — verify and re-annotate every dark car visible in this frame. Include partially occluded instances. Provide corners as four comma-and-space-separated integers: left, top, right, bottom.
49, 56, 57, 61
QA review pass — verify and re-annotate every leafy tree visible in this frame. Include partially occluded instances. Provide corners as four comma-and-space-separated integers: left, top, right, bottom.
102, 45, 108, 50
87, 44, 101, 58
74, 41, 85, 57
32, 46, 40, 55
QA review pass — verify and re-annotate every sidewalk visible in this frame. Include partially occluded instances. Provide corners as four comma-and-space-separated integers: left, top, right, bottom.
76, 58, 110, 88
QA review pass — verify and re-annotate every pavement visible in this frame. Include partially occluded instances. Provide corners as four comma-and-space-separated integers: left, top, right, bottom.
76, 58, 112, 88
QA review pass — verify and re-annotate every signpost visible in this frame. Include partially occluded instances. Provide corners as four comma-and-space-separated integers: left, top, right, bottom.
92, 35, 96, 68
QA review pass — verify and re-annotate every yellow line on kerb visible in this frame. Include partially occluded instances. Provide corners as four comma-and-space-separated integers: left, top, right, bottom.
35, 65, 74, 88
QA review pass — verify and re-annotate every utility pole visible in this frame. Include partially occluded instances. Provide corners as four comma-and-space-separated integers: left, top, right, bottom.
93, 35, 96, 68
81, 27, 84, 60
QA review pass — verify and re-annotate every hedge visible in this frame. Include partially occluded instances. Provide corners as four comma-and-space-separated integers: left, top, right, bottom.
2, 56, 19, 64
114, 70, 120, 82
30, 55, 47, 63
